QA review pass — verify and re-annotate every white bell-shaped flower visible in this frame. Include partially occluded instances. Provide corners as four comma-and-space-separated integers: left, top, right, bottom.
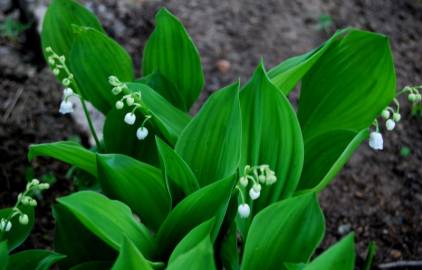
386, 119, 395, 131
369, 132, 383, 150
124, 113, 136, 125
115, 100, 124, 110
0, 219, 12, 232
249, 188, 260, 200
126, 96, 135, 106
238, 203, 250, 218
381, 109, 390, 119
63, 88, 73, 98
239, 176, 248, 187
136, 127, 149, 140
59, 100, 73, 114
19, 214, 29, 225
392, 113, 401, 122
252, 183, 261, 192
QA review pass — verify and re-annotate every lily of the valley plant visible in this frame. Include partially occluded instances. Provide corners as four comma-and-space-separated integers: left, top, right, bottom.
1, 0, 420, 269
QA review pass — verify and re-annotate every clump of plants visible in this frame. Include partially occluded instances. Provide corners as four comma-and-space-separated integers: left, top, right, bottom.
1, 0, 421, 269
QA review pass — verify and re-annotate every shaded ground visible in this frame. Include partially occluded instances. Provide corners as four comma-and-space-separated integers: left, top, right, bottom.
1, 0, 421, 268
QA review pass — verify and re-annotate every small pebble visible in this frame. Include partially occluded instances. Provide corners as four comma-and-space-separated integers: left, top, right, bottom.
390, 249, 402, 259
354, 191, 364, 198
216, 59, 231, 74
338, 223, 352, 235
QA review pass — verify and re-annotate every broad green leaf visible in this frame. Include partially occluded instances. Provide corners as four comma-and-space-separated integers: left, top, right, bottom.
112, 238, 153, 270
69, 27, 134, 114
268, 29, 347, 94
41, 0, 104, 60
296, 129, 368, 193
6, 250, 65, 270
70, 261, 112, 270
241, 194, 325, 270
0, 241, 8, 270
143, 8, 204, 110
168, 219, 214, 264
126, 83, 191, 145
96, 153, 170, 230
0, 206, 34, 251
103, 108, 159, 165
304, 233, 355, 270
57, 191, 155, 258
167, 237, 216, 270
53, 204, 117, 269
219, 197, 241, 270
240, 63, 304, 209
155, 175, 235, 258
296, 29, 396, 191
156, 137, 199, 202
176, 82, 241, 186
28, 141, 97, 177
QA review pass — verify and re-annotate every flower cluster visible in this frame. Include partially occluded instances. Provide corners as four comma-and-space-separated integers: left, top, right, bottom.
236, 164, 277, 218
0, 179, 49, 233
108, 75, 151, 140
45, 47, 78, 115
369, 85, 422, 151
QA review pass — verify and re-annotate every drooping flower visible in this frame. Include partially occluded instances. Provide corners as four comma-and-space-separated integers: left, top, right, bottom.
386, 119, 395, 131
19, 214, 29, 225
59, 100, 73, 114
124, 112, 136, 125
63, 88, 73, 98
115, 100, 124, 110
249, 188, 260, 200
136, 127, 149, 140
392, 113, 401, 122
381, 109, 390, 119
0, 218, 12, 232
238, 203, 250, 218
369, 132, 383, 150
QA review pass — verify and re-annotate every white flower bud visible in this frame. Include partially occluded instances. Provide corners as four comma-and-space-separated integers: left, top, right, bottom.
136, 127, 149, 140
45, 47, 53, 53
408, 93, 416, 102
19, 214, 29, 225
392, 113, 401, 122
1, 219, 12, 232
126, 96, 135, 106
39, 183, 50, 190
124, 113, 136, 125
63, 88, 73, 98
369, 132, 383, 151
239, 176, 248, 187
48, 57, 55, 65
31, 179, 40, 185
258, 174, 266, 183
381, 109, 390, 119
59, 56, 65, 62
249, 188, 260, 200
53, 68, 60, 75
112, 86, 122, 95
108, 75, 120, 86
266, 173, 277, 185
62, 78, 70, 86
386, 119, 395, 131
415, 94, 422, 103
238, 203, 250, 218
252, 183, 261, 192
115, 100, 124, 109
29, 199, 37, 207
59, 100, 73, 114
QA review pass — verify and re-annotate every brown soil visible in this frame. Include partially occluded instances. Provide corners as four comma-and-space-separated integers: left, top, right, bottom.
1, 0, 421, 269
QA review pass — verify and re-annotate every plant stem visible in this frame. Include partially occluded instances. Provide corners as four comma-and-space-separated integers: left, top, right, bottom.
80, 96, 102, 152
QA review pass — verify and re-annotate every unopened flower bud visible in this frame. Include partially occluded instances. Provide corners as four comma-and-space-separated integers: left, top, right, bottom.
0, 219, 12, 232
392, 113, 401, 122
239, 176, 248, 187
29, 199, 37, 207
62, 78, 70, 86
381, 109, 390, 119
108, 75, 120, 86
136, 127, 149, 140
258, 174, 266, 183
59, 56, 65, 62
59, 100, 73, 114
63, 88, 73, 98
19, 214, 29, 225
126, 96, 135, 106
39, 183, 50, 190
112, 86, 122, 95
45, 47, 53, 53
249, 188, 260, 200
115, 100, 124, 109
415, 94, 422, 103
252, 183, 261, 192
408, 93, 416, 102
369, 131, 383, 151
238, 203, 250, 218
31, 179, 40, 185
124, 113, 136, 125
21, 196, 31, 205
266, 174, 277, 185
48, 57, 55, 65
53, 68, 60, 75
386, 119, 395, 131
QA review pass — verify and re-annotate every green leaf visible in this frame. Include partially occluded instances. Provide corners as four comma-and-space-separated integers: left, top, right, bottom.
296, 29, 396, 192
241, 194, 325, 270
111, 238, 154, 270
240, 63, 304, 208
6, 250, 65, 270
96, 153, 171, 230
304, 233, 355, 270
167, 237, 216, 270
296, 129, 368, 193
69, 27, 134, 114
268, 29, 346, 94
176, 82, 241, 186
41, 0, 104, 60
126, 83, 191, 145
53, 204, 117, 269
155, 175, 235, 258
0, 206, 35, 251
143, 8, 204, 110
168, 219, 215, 264
0, 241, 8, 270
28, 141, 97, 177
69, 261, 112, 270
156, 137, 199, 202
103, 108, 159, 165
57, 191, 155, 258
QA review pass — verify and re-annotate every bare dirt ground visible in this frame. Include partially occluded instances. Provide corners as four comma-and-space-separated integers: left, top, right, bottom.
1, 0, 421, 269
